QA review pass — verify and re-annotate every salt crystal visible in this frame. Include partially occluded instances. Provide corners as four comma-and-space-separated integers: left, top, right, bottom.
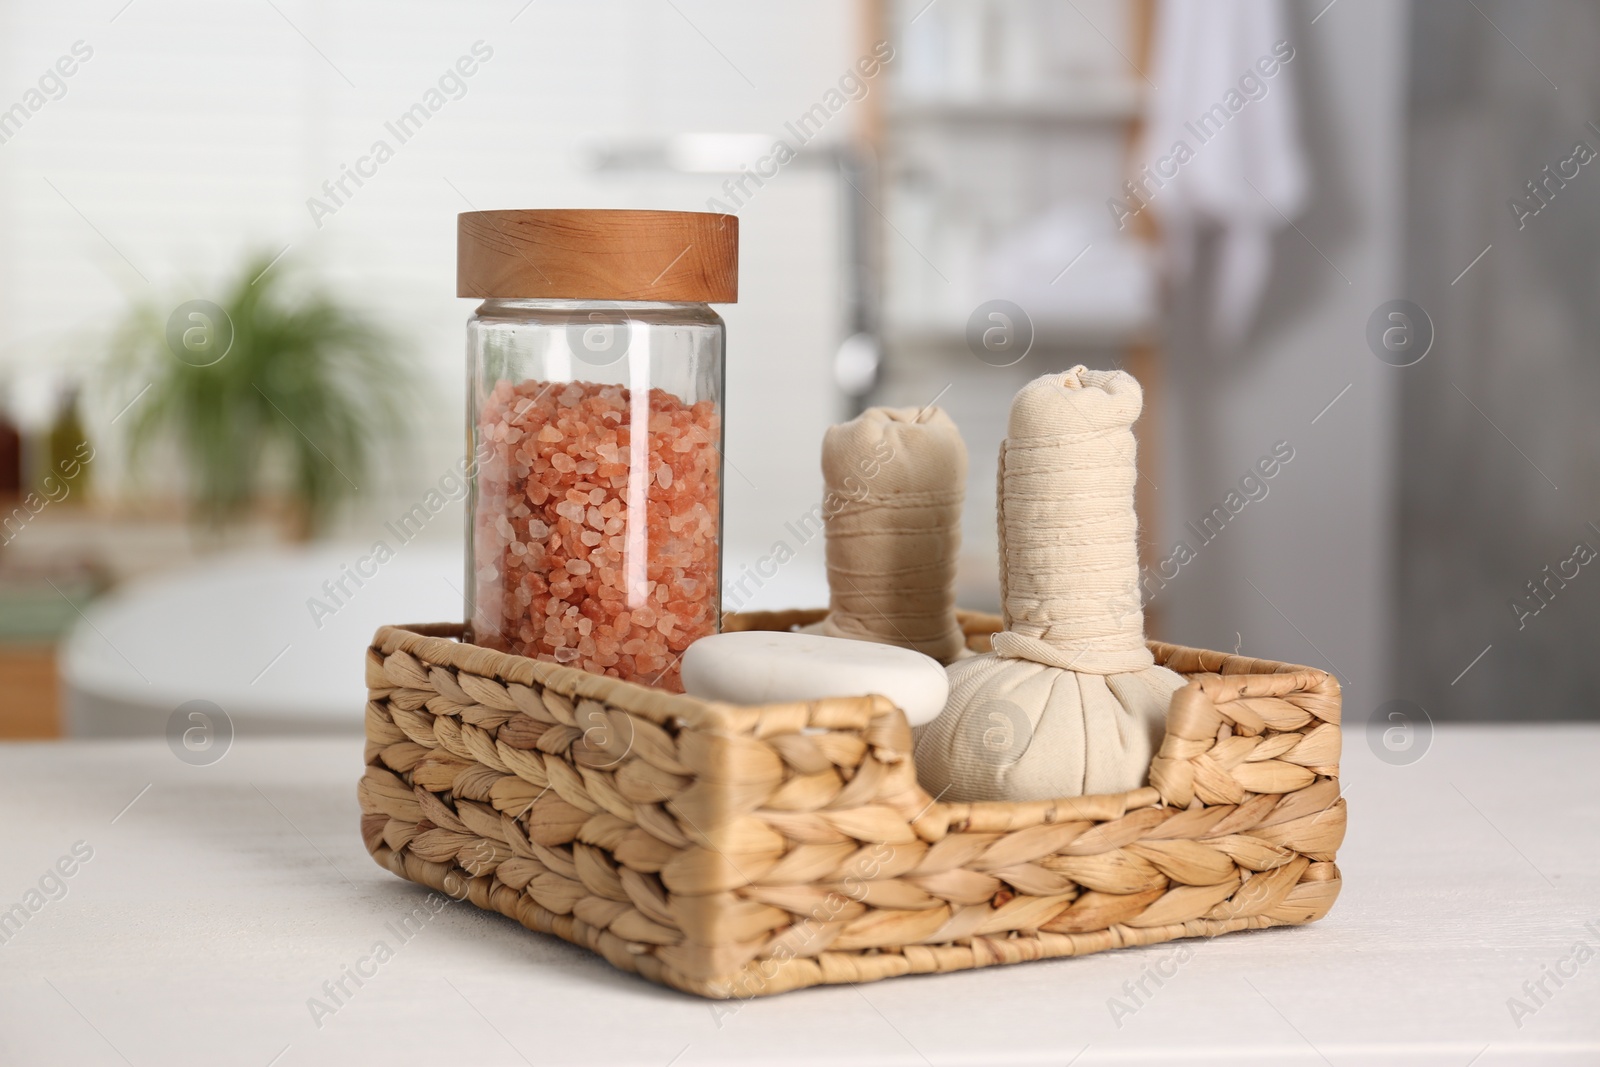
474, 378, 720, 690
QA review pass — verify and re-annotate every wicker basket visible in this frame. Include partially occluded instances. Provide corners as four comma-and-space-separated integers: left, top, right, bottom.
359, 610, 1344, 998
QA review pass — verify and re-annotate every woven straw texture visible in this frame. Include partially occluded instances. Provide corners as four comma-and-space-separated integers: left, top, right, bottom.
359, 610, 1344, 998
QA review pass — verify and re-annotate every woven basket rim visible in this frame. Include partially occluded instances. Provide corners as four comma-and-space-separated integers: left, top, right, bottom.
375, 620, 724, 730
379, 611, 1338, 700
371, 611, 1341, 831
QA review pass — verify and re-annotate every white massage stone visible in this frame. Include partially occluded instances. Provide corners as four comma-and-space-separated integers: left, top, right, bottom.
681, 630, 951, 726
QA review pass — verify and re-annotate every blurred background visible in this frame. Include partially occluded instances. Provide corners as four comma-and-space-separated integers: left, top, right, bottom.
0, 0, 1593, 740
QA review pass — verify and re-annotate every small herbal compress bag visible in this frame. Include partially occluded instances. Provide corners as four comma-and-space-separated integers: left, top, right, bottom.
802, 406, 970, 665
915, 367, 1184, 802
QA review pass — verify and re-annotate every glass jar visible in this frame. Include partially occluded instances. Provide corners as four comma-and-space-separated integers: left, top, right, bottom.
459, 210, 737, 691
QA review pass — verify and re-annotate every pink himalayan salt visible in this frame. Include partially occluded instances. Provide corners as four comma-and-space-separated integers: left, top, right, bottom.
471, 378, 720, 692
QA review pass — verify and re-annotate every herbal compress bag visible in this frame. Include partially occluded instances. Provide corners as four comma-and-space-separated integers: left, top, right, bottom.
915, 368, 1185, 801
802, 406, 969, 664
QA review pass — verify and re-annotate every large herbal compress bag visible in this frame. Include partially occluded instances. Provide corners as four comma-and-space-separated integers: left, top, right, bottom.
914, 368, 1185, 802
802, 406, 970, 665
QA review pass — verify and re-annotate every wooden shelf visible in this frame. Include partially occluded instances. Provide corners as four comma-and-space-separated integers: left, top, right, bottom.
885, 316, 1156, 351
869, 0, 1164, 586
888, 84, 1142, 126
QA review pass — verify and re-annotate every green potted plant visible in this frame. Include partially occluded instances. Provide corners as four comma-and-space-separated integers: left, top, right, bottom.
113, 252, 413, 538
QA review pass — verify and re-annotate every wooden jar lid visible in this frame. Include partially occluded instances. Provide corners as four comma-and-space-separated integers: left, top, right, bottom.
457, 209, 738, 302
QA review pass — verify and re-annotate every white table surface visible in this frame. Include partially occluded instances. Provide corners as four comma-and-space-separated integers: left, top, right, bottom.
2, 726, 1597, 1067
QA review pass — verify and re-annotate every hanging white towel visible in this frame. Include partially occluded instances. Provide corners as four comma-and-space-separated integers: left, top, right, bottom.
1138, 0, 1309, 347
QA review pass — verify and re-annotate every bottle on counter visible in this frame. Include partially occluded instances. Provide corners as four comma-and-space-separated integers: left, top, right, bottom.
45, 385, 92, 500
459, 209, 737, 692
0, 387, 23, 498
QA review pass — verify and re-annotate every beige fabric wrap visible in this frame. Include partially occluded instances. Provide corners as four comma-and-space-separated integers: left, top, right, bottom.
802, 406, 969, 664
914, 368, 1185, 802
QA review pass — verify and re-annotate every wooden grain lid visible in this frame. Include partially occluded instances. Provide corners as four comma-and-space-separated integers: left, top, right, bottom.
457, 209, 738, 302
